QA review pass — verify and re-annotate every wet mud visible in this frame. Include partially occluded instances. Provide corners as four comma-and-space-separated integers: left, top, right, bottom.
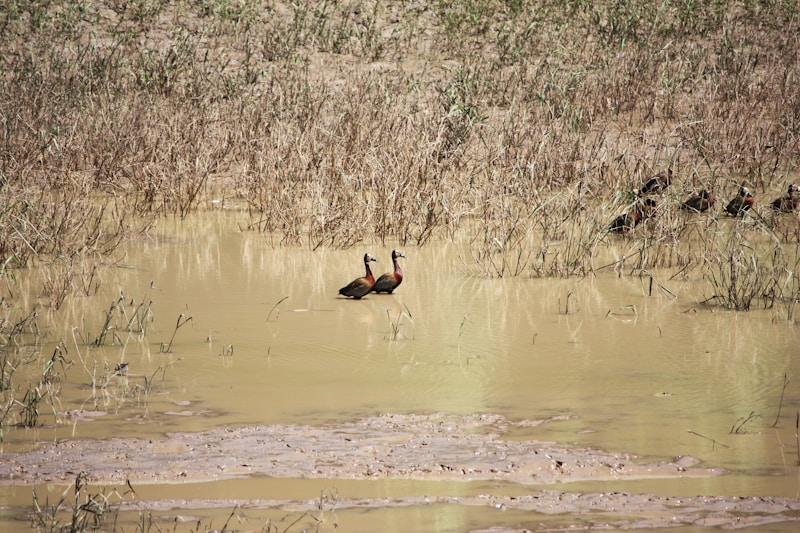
3, 413, 800, 530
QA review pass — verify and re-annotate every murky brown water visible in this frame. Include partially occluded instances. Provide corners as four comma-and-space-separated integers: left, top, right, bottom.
1, 209, 799, 531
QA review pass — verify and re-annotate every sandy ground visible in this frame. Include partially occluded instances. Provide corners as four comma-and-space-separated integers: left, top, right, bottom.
3, 413, 800, 530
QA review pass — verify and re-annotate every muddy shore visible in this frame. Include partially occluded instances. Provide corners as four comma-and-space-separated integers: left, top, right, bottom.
3, 413, 799, 530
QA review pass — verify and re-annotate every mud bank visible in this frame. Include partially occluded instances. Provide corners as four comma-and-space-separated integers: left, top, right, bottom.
1, 413, 721, 485
3, 413, 800, 530
116, 491, 800, 531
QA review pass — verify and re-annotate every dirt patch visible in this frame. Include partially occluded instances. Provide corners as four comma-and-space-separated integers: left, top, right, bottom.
3, 413, 800, 529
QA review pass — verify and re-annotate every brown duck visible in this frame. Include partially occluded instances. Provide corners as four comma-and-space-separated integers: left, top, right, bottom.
338, 253, 377, 299
724, 187, 755, 216
638, 169, 672, 195
771, 184, 800, 212
373, 250, 406, 294
609, 198, 657, 232
680, 189, 715, 213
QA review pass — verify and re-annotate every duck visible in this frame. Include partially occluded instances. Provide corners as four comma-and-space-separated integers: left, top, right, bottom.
724, 187, 755, 216
609, 210, 637, 233
338, 253, 378, 299
680, 189, 715, 212
609, 198, 657, 232
373, 250, 406, 294
638, 169, 672, 195
771, 184, 800, 212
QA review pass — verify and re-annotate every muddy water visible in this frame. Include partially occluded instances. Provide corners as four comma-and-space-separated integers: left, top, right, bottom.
2, 209, 800, 531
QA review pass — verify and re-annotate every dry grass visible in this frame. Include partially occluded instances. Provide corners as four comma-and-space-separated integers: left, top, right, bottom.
0, 0, 798, 297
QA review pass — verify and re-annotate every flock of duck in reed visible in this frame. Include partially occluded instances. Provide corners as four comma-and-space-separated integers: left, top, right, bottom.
608, 170, 799, 233
337, 174, 799, 297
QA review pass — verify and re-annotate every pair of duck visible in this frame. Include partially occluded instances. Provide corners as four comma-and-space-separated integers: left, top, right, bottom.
634, 169, 718, 215
339, 250, 405, 299
609, 169, 672, 232
632, 169, 724, 214
721, 184, 799, 217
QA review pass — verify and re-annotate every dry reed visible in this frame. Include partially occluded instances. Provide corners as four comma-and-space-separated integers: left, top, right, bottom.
0, 1, 798, 300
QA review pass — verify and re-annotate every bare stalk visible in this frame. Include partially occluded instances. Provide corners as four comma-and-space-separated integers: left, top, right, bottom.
772, 373, 790, 427
161, 314, 193, 353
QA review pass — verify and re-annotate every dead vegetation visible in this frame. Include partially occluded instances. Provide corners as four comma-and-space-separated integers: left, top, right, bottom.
0, 1, 799, 296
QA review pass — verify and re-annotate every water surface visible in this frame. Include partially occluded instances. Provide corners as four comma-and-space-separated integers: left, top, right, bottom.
1, 209, 799, 531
